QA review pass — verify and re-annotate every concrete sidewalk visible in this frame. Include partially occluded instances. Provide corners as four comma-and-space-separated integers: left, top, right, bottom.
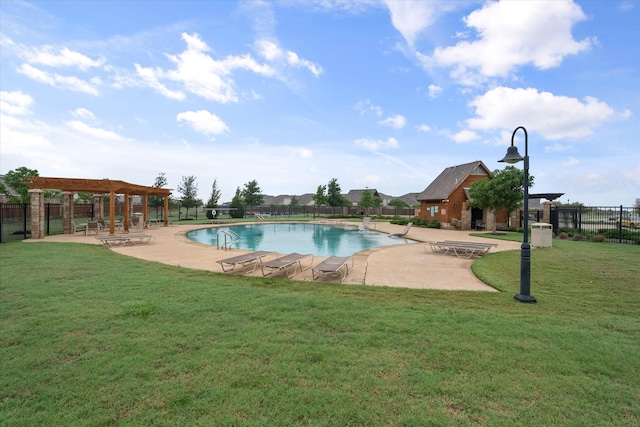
30, 221, 521, 291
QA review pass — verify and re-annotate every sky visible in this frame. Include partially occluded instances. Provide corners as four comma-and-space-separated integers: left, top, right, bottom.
1, 0, 638, 206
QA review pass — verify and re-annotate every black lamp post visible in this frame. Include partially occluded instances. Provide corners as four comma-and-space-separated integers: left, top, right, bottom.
499, 126, 537, 303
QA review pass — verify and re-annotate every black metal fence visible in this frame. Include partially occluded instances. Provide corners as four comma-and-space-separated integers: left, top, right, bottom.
550, 205, 639, 244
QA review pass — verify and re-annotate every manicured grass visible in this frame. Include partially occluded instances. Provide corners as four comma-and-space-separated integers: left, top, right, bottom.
1, 240, 639, 426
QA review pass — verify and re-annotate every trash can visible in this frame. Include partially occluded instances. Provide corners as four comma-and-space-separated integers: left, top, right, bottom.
531, 222, 552, 248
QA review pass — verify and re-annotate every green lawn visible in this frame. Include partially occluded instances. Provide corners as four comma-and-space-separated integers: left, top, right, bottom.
1, 239, 639, 426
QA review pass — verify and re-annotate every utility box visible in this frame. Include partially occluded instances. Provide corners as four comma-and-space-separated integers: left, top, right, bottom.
531, 222, 553, 248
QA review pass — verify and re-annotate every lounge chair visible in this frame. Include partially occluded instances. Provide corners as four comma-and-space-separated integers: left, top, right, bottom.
389, 222, 412, 237
217, 251, 273, 273
312, 256, 353, 282
260, 252, 314, 278
427, 240, 498, 258
359, 217, 376, 231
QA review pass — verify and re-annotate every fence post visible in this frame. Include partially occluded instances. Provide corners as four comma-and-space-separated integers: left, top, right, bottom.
618, 205, 623, 243
46, 203, 50, 235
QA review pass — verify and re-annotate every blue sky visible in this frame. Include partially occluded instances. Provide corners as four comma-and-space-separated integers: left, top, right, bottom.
1, 0, 638, 206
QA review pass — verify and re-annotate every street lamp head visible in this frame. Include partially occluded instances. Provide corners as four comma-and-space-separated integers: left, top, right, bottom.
499, 145, 524, 164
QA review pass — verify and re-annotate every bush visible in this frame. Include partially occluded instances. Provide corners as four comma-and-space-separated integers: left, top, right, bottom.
559, 232, 569, 239
592, 234, 605, 242
427, 219, 441, 229
573, 234, 583, 241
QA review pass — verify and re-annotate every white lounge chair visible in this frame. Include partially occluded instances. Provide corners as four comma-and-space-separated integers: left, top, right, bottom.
312, 256, 353, 282
389, 222, 412, 237
217, 251, 273, 273
359, 217, 376, 231
260, 252, 313, 278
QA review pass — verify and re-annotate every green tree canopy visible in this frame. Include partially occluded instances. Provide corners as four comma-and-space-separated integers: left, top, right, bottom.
326, 178, 349, 207
312, 185, 327, 206
149, 172, 168, 208
468, 166, 534, 233
358, 190, 382, 214
205, 179, 222, 219
2, 166, 38, 203
177, 175, 199, 219
388, 198, 408, 209
229, 187, 245, 218
242, 180, 263, 210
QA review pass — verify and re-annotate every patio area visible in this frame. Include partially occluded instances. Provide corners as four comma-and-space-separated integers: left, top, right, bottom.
29, 221, 522, 291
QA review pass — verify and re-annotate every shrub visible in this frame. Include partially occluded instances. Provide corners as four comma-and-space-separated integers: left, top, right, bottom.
573, 234, 583, 241
427, 219, 441, 229
559, 232, 569, 239
592, 234, 605, 242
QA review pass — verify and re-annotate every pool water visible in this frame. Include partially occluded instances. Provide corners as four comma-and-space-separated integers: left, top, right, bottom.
186, 223, 415, 257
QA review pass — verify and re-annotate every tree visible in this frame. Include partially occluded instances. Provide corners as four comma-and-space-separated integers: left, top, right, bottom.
149, 172, 168, 210
326, 178, 349, 207
468, 166, 534, 234
2, 166, 38, 203
229, 187, 245, 218
312, 184, 327, 207
635, 198, 640, 215
177, 175, 199, 219
388, 198, 408, 208
206, 179, 222, 219
358, 189, 381, 215
76, 192, 93, 204
242, 180, 263, 215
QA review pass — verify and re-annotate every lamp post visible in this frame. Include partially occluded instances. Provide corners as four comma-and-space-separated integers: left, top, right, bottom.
499, 126, 537, 303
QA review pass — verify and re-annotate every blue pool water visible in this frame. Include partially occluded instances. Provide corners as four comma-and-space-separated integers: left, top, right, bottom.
186, 223, 415, 257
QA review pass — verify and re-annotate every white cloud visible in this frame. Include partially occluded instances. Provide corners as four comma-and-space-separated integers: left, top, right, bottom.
379, 114, 407, 129
18, 64, 100, 95
466, 87, 620, 140
71, 108, 95, 119
255, 39, 323, 77
176, 110, 229, 138
428, 84, 442, 99
384, 1, 441, 46
0, 91, 34, 115
354, 99, 383, 116
420, 0, 593, 85
355, 137, 399, 151
161, 32, 275, 103
562, 157, 580, 166
134, 64, 186, 101
416, 124, 431, 132
448, 129, 480, 144
65, 120, 124, 140
22, 46, 104, 70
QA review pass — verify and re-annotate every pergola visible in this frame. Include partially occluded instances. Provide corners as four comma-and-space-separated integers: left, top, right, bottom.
25, 176, 172, 238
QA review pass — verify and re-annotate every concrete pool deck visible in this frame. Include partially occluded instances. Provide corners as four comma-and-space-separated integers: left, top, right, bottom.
30, 221, 522, 291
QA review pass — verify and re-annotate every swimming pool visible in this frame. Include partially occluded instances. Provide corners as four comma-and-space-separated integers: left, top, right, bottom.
186, 223, 415, 257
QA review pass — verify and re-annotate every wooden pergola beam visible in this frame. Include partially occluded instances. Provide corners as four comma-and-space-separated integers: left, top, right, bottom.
24, 176, 172, 236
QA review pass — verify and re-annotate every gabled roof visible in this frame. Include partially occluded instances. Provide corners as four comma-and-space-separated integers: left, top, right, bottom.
345, 189, 379, 204
416, 161, 490, 202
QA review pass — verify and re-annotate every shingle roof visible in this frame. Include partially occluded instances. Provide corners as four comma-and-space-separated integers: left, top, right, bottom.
416, 161, 489, 201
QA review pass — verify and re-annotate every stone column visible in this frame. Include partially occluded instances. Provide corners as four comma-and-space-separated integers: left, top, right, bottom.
62, 191, 75, 234
542, 201, 556, 224
461, 202, 472, 230
93, 194, 104, 220
29, 189, 45, 239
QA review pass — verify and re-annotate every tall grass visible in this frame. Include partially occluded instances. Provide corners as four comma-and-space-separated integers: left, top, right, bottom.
1, 240, 639, 426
